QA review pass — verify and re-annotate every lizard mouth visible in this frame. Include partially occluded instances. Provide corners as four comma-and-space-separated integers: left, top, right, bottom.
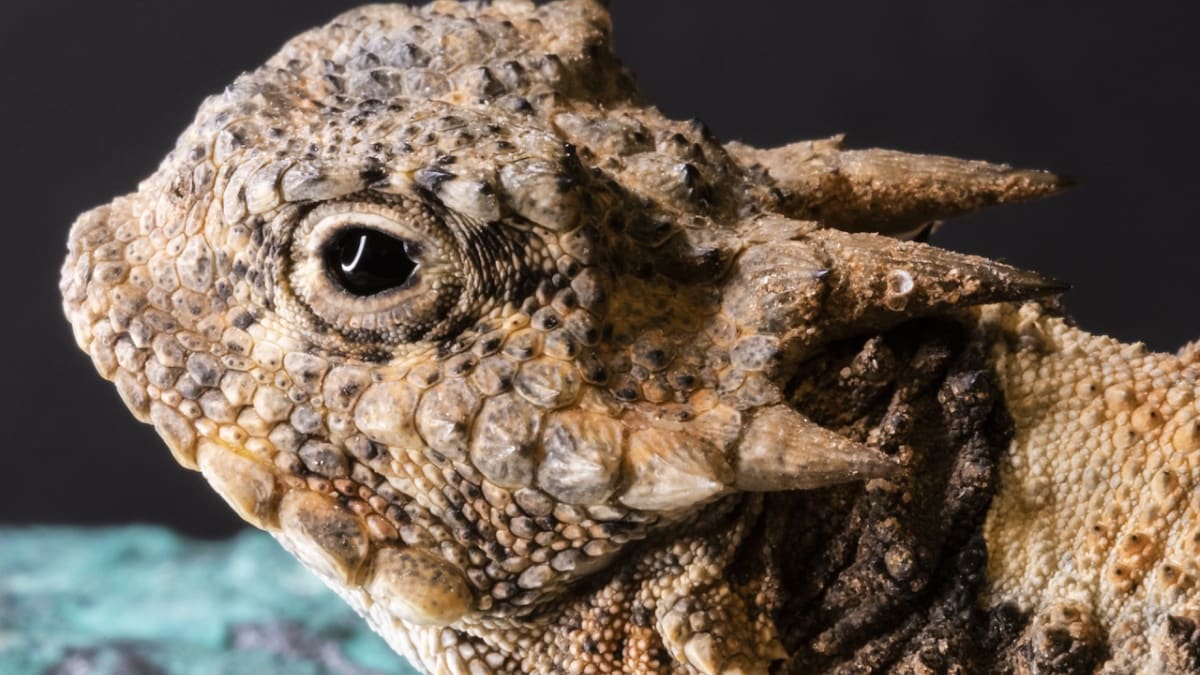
193, 431, 480, 630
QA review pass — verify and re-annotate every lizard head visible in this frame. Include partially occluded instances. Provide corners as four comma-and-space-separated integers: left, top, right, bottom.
60, 0, 1070, 670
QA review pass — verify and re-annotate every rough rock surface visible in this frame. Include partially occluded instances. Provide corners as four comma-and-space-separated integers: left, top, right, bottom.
0, 527, 410, 675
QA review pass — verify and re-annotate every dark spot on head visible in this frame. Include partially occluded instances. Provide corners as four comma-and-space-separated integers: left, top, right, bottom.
559, 261, 581, 279
360, 166, 387, 185
398, 42, 430, 68
557, 291, 578, 309
504, 97, 534, 115
555, 174, 576, 192
360, 348, 391, 364
415, 166, 456, 193
479, 337, 502, 354
484, 541, 506, 560
688, 118, 716, 141
249, 219, 266, 246
680, 162, 700, 186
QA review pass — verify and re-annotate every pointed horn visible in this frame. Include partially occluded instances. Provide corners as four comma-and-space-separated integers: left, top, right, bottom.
734, 406, 898, 491
722, 223, 1066, 360
812, 228, 1068, 340
727, 136, 1071, 237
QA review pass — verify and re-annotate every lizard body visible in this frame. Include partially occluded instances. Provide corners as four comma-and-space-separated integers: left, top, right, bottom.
59, 2, 1199, 672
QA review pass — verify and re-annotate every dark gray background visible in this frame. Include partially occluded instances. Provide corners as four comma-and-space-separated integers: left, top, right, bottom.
3, 1, 1196, 537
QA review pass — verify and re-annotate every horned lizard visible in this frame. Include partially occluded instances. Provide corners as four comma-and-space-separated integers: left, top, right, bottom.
59, 1, 1200, 673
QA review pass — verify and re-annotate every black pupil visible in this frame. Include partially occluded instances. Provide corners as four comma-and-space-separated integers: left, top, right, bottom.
324, 227, 418, 296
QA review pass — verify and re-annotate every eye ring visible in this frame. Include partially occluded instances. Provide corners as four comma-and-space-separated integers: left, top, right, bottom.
288, 198, 466, 343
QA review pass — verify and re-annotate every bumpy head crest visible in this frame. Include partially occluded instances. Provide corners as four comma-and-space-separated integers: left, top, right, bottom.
60, 0, 1068, 672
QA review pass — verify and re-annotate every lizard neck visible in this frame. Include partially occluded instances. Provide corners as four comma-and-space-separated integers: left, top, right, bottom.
980, 301, 1200, 670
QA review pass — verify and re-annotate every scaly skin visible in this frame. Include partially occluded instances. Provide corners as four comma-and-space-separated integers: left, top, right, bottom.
981, 303, 1200, 672
58, 2, 1199, 673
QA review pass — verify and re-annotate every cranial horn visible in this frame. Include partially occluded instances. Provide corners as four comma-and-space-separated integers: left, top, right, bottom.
734, 405, 897, 491
722, 222, 1067, 359
811, 227, 1067, 340
727, 135, 1071, 236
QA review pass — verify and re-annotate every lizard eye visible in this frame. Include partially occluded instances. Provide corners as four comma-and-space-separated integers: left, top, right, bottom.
323, 227, 420, 297
288, 199, 467, 344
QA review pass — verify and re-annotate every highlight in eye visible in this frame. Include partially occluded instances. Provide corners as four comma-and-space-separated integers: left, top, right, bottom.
323, 227, 420, 297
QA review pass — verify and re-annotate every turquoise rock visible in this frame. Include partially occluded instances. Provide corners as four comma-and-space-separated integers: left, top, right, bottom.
0, 526, 417, 675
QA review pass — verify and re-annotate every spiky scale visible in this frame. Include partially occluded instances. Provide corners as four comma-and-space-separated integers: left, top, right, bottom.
728, 135, 1072, 236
